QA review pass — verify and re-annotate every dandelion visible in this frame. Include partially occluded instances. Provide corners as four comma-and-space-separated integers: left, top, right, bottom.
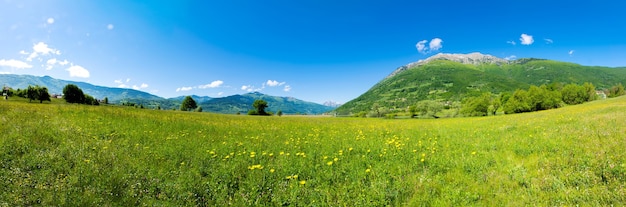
420, 158, 425, 162
270, 169, 275, 173
334, 157, 339, 162
84, 159, 91, 163
365, 168, 371, 173
299, 180, 306, 185
326, 161, 333, 166
471, 151, 477, 155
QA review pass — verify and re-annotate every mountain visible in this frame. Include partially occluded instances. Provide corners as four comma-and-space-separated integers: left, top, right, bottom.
335, 53, 626, 114
0, 74, 334, 114
168, 95, 213, 103
199, 92, 335, 114
0, 74, 162, 102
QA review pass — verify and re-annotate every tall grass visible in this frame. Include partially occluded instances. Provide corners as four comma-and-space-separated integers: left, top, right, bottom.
1, 97, 625, 206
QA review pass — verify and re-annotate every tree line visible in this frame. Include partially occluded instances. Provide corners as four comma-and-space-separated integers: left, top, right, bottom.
5, 84, 104, 105
360, 82, 625, 118
461, 82, 624, 116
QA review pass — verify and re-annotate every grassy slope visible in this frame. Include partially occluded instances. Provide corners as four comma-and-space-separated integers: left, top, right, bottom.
336, 59, 626, 114
1, 97, 625, 205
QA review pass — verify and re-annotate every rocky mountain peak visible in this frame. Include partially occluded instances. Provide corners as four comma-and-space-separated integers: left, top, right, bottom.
386, 52, 509, 79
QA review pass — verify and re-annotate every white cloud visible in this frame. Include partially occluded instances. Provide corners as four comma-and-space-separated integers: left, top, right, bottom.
198, 80, 224, 89
544, 38, 553, 44
507, 40, 516, 45
568, 50, 575, 56
429, 38, 443, 51
66, 65, 90, 78
415, 38, 443, 54
107, 24, 114, 30
266, 80, 285, 87
0, 59, 33, 69
19, 50, 29, 55
283, 85, 292, 92
118, 84, 128, 88
27, 42, 61, 61
415, 40, 428, 54
176, 87, 193, 92
47, 18, 55, 24
217, 92, 224, 96
45, 58, 57, 70
241, 85, 252, 91
504, 55, 517, 60
59, 59, 69, 65
133, 83, 149, 90
520, 34, 534, 45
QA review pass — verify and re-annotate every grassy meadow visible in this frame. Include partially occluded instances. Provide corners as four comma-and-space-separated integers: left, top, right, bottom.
1, 97, 625, 206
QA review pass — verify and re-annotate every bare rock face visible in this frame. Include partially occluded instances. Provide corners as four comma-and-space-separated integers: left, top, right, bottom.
386, 52, 508, 79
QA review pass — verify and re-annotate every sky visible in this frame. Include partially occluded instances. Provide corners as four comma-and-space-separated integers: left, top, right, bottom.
1, 0, 625, 104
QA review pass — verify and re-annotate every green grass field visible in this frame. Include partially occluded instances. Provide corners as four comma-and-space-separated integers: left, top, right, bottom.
1, 97, 625, 206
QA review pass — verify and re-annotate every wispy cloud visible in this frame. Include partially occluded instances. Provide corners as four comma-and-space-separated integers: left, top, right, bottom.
283, 85, 292, 92
132, 83, 149, 90
266, 80, 285, 87
198, 80, 224, 89
415, 38, 443, 54
0, 59, 33, 69
506, 40, 516, 45
568, 50, 575, 56
107, 24, 114, 30
544, 38, 553, 44
176, 87, 193, 92
47, 18, 55, 24
520, 33, 534, 45
504, 55, 517, 60
66, 65, 90, 78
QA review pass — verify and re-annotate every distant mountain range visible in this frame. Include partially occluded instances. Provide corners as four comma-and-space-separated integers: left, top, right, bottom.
0, 74, 335, 114
335, 52, 626, 114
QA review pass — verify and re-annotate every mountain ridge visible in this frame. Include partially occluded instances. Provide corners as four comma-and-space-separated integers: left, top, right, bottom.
0, 74, 334, 114
336, 53, 626, 114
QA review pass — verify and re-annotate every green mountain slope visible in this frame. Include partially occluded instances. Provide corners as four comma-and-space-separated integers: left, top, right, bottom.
200, 92, 335, 114
336, 53, 626, 114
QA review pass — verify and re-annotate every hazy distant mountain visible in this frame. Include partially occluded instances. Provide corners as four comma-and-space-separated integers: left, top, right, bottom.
168, 95, 213, 103
335, 52, 626, 114
200, 92, 336, 114
0, 74, 162, 102
0, 74, 334, 114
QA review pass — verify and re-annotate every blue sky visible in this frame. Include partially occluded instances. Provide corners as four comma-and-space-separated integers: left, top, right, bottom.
1, 0, 625, 104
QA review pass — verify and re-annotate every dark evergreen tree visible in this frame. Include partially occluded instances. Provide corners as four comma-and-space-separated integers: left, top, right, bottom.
180, 96, 198, 111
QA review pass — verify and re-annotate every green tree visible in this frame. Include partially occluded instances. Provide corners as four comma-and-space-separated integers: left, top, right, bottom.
63, 84, 85, 104
84, 94, 98, 105
37, 86, 51, 103
26, 85, 38, 102
561, 84, 586, 105
180, 96, 198, 111
415, 100, 443, 117
252, 99, 269, 115
277, 110, 283, 116
103, 97, 109, 105
503, 89, 532, 114
608, 83, 625, 98
583, 82, 597, 101
195, 106, 203, 112
461, 93, 491, 117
